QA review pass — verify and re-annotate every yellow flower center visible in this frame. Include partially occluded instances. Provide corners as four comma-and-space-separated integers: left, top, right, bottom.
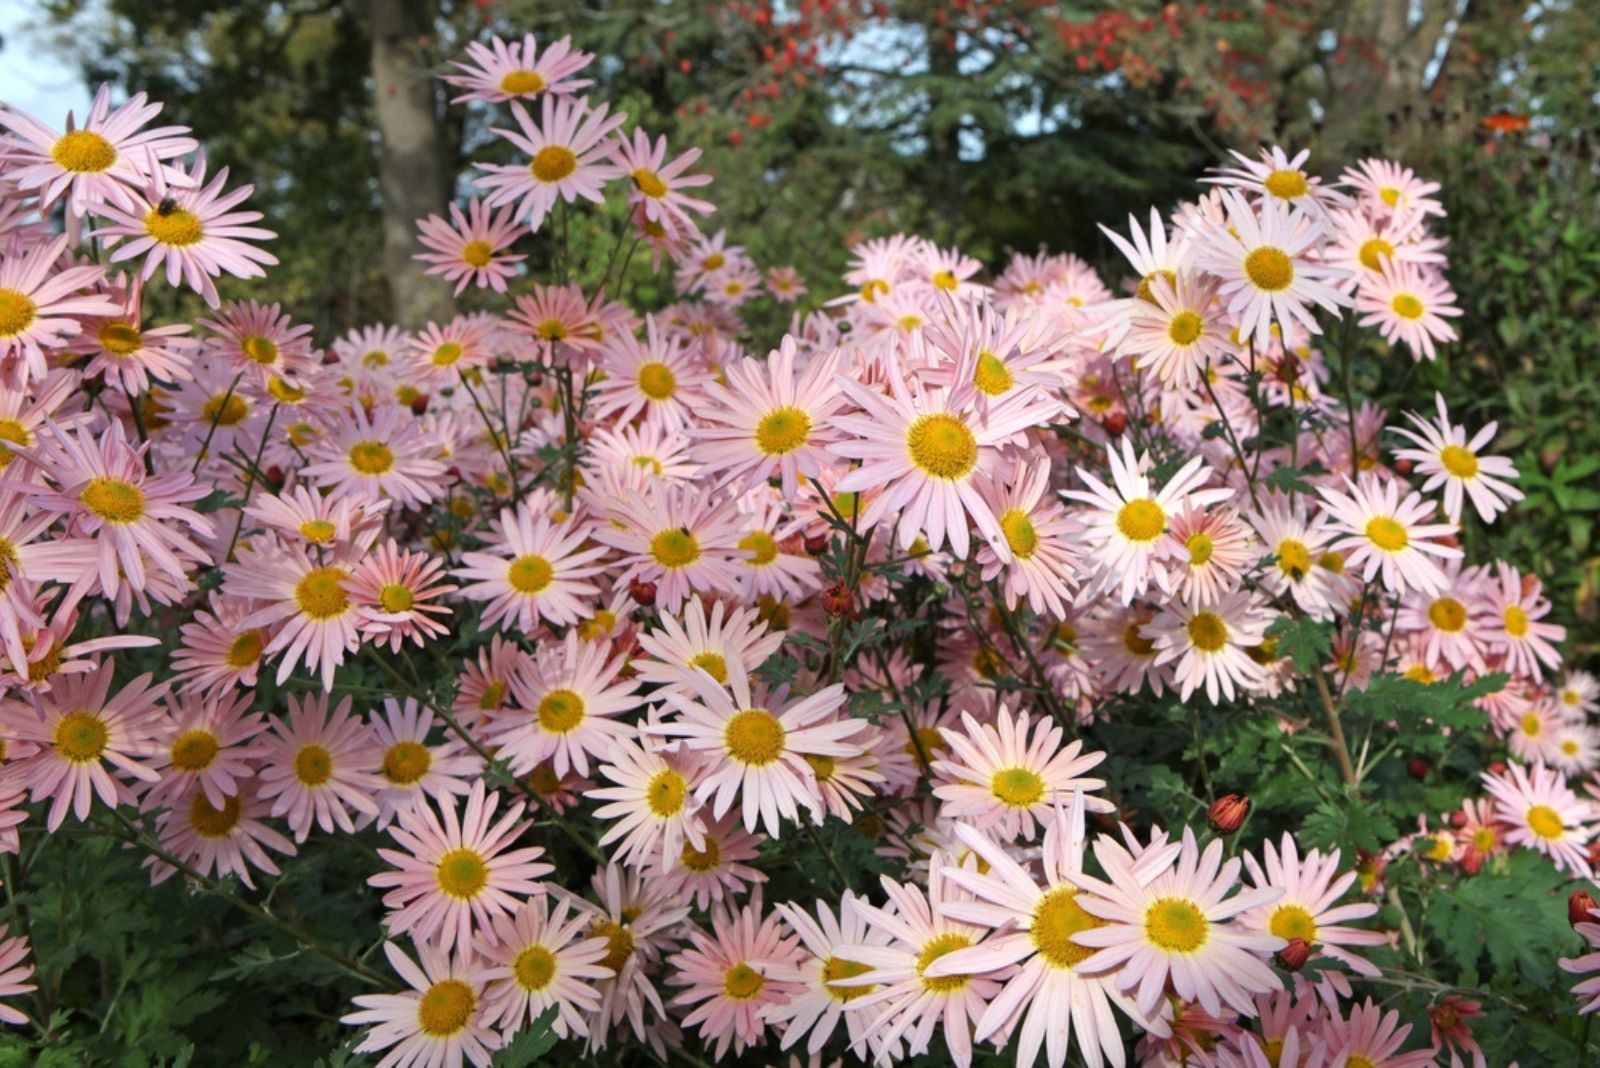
1186, 531, 1215, 565
724, 708, 785, 765
435, 847, 489, 899
689, 651, 728, 684
1167, 310, 1204, 346
905, 413, 977, 480
145, 207, 204, 247
632, 168, 668, 199
1276, 539, 1311, 579
0, 418, 29, 471
417, 979, 475, 1037
1116, 498, 1166, 542
999, 508, 1038, 559
499, 69, 546, 94
80, 478, 146, 524
1263, 169, 1310, 200
637, 361, 676, 401
1136, 268, 1177, 304
681, 837, 721, 872
242, 335, 279, 365
53, 710, 109, 764
1527, 804, 1565, 841
52, 129, 117, 171
755, 406, 811, 455
459, 240, 495, 269
1144, 897, 1209, 953
98, 321, 143, 356
203, 391, 249, 427
973, 351, 1013, 396
1391, 293, 1425, 320
1347, 1056, 1377, 1068
1379, 187, 1401, 207
1186, 611, 1229, 652
645, 768, 687, 817
804, 752, 836, 782
1364, 516, 1409, 553
1032, 887, 1103, 969
430, 341, 463, 367
295, 566, 350, 620
378, 584, 415, 613
591, 919, 635, 972
1123, 622, 1156, 656
189, 793, 241, 838
738, 530, 778, 566
535, 318, 567, 341
513, 946, 558, 992
1428, 597, 1467, 633
649, 528, 700, 569
504, 554, 555, 595
348, 440, 394, 475
1504, 605, 1530, 637
822, 956, 874, 1001
1268, 904, 1318, 943
382, 740, 432, 785
537, 688, 586, 733
1357, 237, 1394, 272
1318, 550, 1347, 574
916, 932, 973, 993
1244, 247, 1294, 292
531, 145, 578, 183
932, 269, 959, 290
224, 630, 263, 668
1470, 826, 1497, 852
170, 728, 220, 772
299, 519, 337, 544
991, 766, 1045, 808
1439, 444, 1479, 479
722, 962, 766, 1001
294, 743, 333, 786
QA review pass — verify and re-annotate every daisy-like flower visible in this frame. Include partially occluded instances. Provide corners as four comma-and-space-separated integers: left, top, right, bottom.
1559, 671, 1600, 719
692, 340, 845, 499
303, 402, 446, 511
1064, 438, 1233, 604
1247, 495, 1338, 620
95, 151, 277, 308
0, 84, 196, 219
368, 698, 481, 830
591, 483, 745, 614
610, 128, 715, 232
590, 314, 709, 430
507, 282, 602, 361
1149, 590, 1272, 703
70, 279, 196, 394
453, 504, 607, 632
1095, 207, 1195, 348
346, 540, 456, 652
1340, 158, 1445, 219
1317, 473, 1462, 597
831, 855, 1004, 1068
974, 457, 1080, 619
668, 895, 808, 1060
224, 543, 365, 691
3, 659, 164, 830
1481, 563, 1564, 679
478, 895, 612, 1039
443, 33, 594, 103
1123, 271, 1234, 387
830, 373, 1058, 559
242, 481, 385, 551
256, 692, 383, 840
1561, 910, 1600, 1015
931, 706, 1111, 840
661, 811, 770, 910
406, 316, 493, 383
490, 631, 639, 778
1397, 566, 1492, 674
1356, 258, 1461, 361
1392, 392, 1521, 525
1481, 761, 1596, 877
649, 657, 865, 837
0, 926, 36, 1026
766, 265, 807, 301
140, 688, 265, 812
371, 780, 552, 953
1240, 833, 1384, 986
1191, 190, 1351, 350
199, 299, 316, 386
415, 198, 527, 295
583, 864, 692, 1055
591, 737, 707, 869
0, 234, 119, 386
477, 95, 624, 230
146, 780, 297, 891
342, 940, 502, 1068
1164, 506, 1256, 605
1073, 827, 1286, 1019
770, 893, 894, 1056
1204, 145, 1348, 216
1319, 999, 1436, 1068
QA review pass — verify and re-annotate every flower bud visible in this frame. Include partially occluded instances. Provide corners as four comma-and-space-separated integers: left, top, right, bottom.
804, 532, 829, 557
1275, 937, 1312, 972
822, 583, 854, 619
410, 393, 430, 416
1458, 848, 1485, 876
628, 578, 657, 608
1569, 889, 1598, 927
1406, 758, 1429, 780
1103, 412, 1128, 435
1207, 793, 1250, 834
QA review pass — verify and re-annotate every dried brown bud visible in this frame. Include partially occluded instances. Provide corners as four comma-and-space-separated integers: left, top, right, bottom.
1207, 793, 1250, 834
627, 579, 657, 608
804, 532, 829, 557
1276, 937, 1313, 972
1570, 889, 1599, 927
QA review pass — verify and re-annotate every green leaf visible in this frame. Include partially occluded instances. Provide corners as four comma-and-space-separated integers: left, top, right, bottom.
1300, 796, 1397, 853
1424, 851, 1574, 985
493, 1007, 559, 1066
194, 488, 244, 514
1262, 465, 1320, 495
1264, 614, 1331, 673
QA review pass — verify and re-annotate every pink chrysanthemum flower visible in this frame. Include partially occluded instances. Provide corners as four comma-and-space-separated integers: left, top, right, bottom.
0, 924, 35, 1025
0, 234, 119, 386
1340, 158, 1445, 219
1356, 258, 1461, 362
591, 736, 707, 870
479, 895, 612, 1039
444, 33, 595, 103
660, 811, 769, 911
0, 84, 196, 219
0, 366, 92, 477
591, 483, 745, 614
371, 780, 552, 953
1482, 563, 1565, 679
347, 540, 456, 651
242, 481, 386, 551
198, 299, 316, 385
95, 150, 277, 308
1072, 827, 1286, 1019
303, 402, 446, 511
582, 864, 691, 1056
1094, 207, 1195, 347
1391, 392, 1521, 525
1480, 761, 1596, 877
256, 692, 383, 840
140, 688, 266, 812
769, 893, 894, 1056
3, 658, 164, 830
453, 637, 529, 728
406, 316, 494, 383
1124, 270, 1235, 388
1240, 833, 1384, 987
146, 780, 297, 891
1561, 911, 1600, 1015
369, 698, 481, 830
766, 265, 807, 301
415, 198, 527, 295
70, 279, 196, 394
1318, 998, 1437, 1068
477, 95, 625, 230
1149, 589, 1272, 703
342, 940, 502, 1068
490, 631, 639, 779
668, 895, 807, 1060
973, 458, 1080, 618
590, 314, 709, 431
453, 504, 606, 632
224, 543, 365, 690
1205, 145, 1350, 216
1317, 473, 1461, 597
932, 705, 1111, 840
650, 658, 863, 837
634, 596, 785, 696
170, 590, 270, 695
1247, 496, 1338, 620
610, 128, 715, 232
507, 282, 603, 361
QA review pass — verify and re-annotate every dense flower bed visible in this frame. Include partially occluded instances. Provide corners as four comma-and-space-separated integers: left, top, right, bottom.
0, 30, 1596, 1068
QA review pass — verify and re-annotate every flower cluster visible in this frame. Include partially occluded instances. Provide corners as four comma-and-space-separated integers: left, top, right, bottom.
0, 29, 1594, 1068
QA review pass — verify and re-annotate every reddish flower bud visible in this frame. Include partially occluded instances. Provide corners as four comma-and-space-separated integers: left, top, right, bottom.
1458, 848, 1485, 876
822, 583, 854, 618
264, 465, 285, 487
1276, 938, 1312, 971
410, 393, 430, 415
1450, 809, 1469, 828
804, 532, 829, 556
1103, 411, 1128, 435
1570, 889, 1599, 927
628, 579, 657, 608
1406, 757, 1429, 780
1207, 793, 1250, 834
1487, 760, 1507, 776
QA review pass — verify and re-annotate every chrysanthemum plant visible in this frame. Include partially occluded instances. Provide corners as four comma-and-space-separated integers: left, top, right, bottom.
0, 29, 1596, 1068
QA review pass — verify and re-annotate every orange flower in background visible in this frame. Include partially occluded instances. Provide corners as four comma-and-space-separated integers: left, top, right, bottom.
1481, 112, 1530, 133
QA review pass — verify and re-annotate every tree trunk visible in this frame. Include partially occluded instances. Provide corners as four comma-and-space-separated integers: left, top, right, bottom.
367, 0, 454, 328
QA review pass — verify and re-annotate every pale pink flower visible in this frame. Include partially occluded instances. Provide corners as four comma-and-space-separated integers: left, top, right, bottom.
368, 698, 481, 830
198, 298, 316, 385
1392, 392, 1521, 525
0, 926, 36, 1026
1561, 912, 1600, 1015
591, 483, 745, 614
444, 33, 595, 103
1480, 761, 1596, 877
1317, 473, 1462, 597
659, 811, 769, 911
415, 198, 527, 294
342, 940, 502, 1068
591, 736, 707, 870
590, 314, 709, 431
770, 893, 894, 1056
477, 95, 625, 230
1356, 258, 1461, 362
1240, 834, 1384, 987
1149, 590, 1272, 704
490, 631, 639, 779
303, 402, 447, 511
224, 543, 366, 691
0, 234, 119, 386
478, 895, 612, 1039
1482, 563, 1564, 679
169, 590, 271, 696
140, 688, 266, 812
610, 128, 715, 232
347, 540, 456, 651
667, 895, 807, 1060
1317, 998, 1436, 1068
256, 692, 383, 840
146, 779, 296, 891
